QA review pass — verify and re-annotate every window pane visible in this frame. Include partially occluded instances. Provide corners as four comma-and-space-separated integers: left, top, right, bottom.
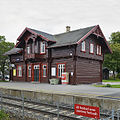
58, 64, 65, 77
90, 44, 94, 53
40, 42, 45, 53
28, 65, 31, 77
81, 41, 85, 51
18, 66, 22, 77
27, 46, 30, 54
43, 65, 47, 77
97, 45, 99, 55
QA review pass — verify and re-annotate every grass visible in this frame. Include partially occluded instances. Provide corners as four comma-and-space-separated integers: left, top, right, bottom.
0, 110, 9, 120
94, 84, 120, 88
102, 79, 120, 82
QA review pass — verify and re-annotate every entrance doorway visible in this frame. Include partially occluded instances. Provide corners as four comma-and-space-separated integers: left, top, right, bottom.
33, 64, 40, 82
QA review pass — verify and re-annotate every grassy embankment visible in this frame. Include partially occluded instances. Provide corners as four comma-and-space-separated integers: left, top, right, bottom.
95, 78, 120, 88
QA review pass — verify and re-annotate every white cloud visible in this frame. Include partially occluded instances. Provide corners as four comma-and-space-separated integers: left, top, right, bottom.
0, 0, 120, 43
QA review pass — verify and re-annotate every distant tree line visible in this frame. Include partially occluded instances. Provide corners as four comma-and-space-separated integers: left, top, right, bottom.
103, 32, 120, 79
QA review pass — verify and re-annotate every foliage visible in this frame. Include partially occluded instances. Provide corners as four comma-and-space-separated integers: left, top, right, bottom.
0, 36, 6, 42
105, 84, 111, 87
0, 36, 14, 80
109, 31, 120, 44
94, 84, 120, 88
0, 110, 9, 120
103, 79, 120, 82
103, 32, 120, 79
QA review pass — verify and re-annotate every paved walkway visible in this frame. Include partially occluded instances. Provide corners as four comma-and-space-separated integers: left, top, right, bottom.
0, 82, 120, 99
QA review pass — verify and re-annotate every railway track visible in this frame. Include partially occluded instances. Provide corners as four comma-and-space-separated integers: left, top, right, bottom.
0, 94, 91, 120
0, 94, 118, 120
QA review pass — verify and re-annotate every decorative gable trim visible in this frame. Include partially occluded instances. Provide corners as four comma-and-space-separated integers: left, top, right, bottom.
76, 25, 112, 53
76, 25, 97, 44
16, 27, 56, 48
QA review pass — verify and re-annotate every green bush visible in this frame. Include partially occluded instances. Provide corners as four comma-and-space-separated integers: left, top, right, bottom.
117, 73, 120, 79
0, 110, 9, 120
105, 84, 112, 87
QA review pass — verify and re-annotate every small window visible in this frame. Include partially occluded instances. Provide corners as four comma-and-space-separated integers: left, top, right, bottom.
42, 64, 47, 77
27, 46, 30, 54
90, 43, 94, 54
17, 66, 22, 77
57, 64, 65, 77
97, 45, 102, 55
81, 41, 85, 52
40, 42, 45, 54
28, 65, 31, 77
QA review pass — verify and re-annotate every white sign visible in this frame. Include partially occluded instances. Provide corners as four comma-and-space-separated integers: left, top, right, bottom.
51, 67, 56, 76
71, 72, 73, 76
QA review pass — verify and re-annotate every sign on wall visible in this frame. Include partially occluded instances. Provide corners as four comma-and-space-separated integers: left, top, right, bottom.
51, 67, 56, 76
74, 104, 100, 119
13, 69, 16, 76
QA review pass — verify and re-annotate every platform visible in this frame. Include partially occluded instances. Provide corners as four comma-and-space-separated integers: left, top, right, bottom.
0, 82, 120, 110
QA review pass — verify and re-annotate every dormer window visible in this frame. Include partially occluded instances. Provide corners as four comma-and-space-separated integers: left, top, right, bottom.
90, 43, 94, 54
40, 41, 45, 54
97, 45, 102, 55
81, 41, 85, 52
27, 46, 30, 54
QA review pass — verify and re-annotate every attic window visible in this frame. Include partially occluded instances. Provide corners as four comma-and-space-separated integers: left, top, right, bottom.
81, 41, 85, 52
90, 43, 94, 54
27, 46, 30, 54
40, 41, 45, 54
97, 45, 102, 55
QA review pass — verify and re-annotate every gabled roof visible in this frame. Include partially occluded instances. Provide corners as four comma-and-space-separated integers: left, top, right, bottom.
29, 28, 57, 42
49, 26, 95, 48
3, 48, 23, 56
17, 27, 56, 42
15, 25, 112, 54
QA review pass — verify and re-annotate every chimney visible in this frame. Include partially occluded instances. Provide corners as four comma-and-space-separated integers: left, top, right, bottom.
66, 26, 70, 32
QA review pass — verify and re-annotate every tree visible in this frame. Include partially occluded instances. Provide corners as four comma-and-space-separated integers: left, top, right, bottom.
0, 37, 14, 80
0, 36, 6, 41
109, 31, 120, 44
103, 32, 120, 79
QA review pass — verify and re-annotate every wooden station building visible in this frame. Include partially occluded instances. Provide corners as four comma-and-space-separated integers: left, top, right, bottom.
4, 25, 111, 84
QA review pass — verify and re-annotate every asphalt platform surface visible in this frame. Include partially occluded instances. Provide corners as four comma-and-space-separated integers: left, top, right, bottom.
0, 82, 120, 100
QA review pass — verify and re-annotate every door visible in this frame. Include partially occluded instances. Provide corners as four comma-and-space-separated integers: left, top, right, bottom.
34, 64, 40, 82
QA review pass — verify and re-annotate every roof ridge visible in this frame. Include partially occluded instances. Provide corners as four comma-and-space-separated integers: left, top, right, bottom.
54, 25, 96, 36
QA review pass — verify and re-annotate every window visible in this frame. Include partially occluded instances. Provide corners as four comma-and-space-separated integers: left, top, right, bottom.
57, 64, 65, 77
27, 46, 30, 54
17, 65, 22, 77
97, 45, 102, 55
40, 42, 45, 54
42, 64, 47, 77
90, 43, 94, 54
81, 41, 85, 52
28, 65, 31, 77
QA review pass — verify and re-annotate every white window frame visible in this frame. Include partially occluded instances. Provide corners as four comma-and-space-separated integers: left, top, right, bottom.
90, 43, 94, 54
42, 64, 47, 77
58, 64, 65, 77
97, 45, 102, 55
28, 65, 31, 77
40, 41, 45, 54
81, 41, 85, 52
27, 46, 30, 54
18, 66, 22, 77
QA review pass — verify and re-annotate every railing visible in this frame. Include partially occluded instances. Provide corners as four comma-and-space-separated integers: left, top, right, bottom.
0, 91, 119, 120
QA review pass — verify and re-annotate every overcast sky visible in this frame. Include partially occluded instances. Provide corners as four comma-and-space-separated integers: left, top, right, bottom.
0, 0, 120, 43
